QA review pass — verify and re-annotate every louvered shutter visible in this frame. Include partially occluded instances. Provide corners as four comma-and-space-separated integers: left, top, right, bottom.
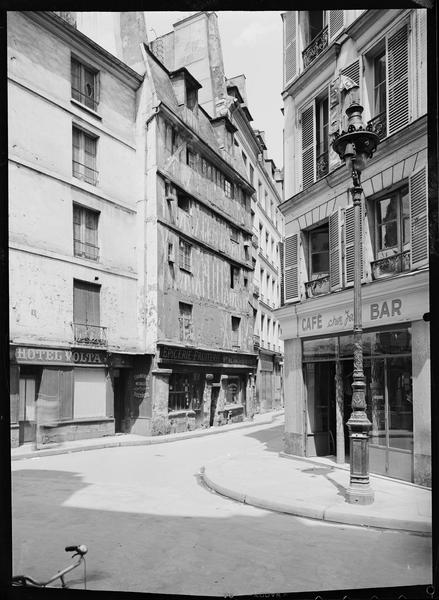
409, 166, 428, 269
284, 12, 298, 87
328, 10, 344, 40
284, 234, 299, 302
329, 209, 342, 291
416, 10, 427, 117
344, 204, 364, 287
387, 23, 409, 135
301, 104, 315, 190
341, 59, 360, 86
279, 241, 285, 306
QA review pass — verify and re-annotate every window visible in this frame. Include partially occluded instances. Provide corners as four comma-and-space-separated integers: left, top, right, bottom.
374, 47, 386, 118
249, 164, 254, 186
186, 86, 198, 111
71, 57, 98, 111
177, 193, 191, 212
243, 275, 248, 288
309, 224, 329, 279
231, 226, 239, 243
179, 239, 192, 271
72, 127, 98, 185
73, 279, 105, 346
224, 178, 234, 199
231, 316, 241, 347
231, 265, 240, 289
186, 148, 197, 170
258, 181, 263, 203
315, 92, 329, 179
375, 187, 410, 260
73, 204, 99, 261
241, 151, 247, 167
178, 302, 193, 342
306, 11, 326, 46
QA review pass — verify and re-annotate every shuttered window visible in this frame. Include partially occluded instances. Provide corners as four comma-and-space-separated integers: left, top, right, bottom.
284, 12, 298, 87
179, 239, 192, 272
73, 204, 99, 261
387, 23, 409, 135
344, 204, 364, 287
301, 104, 315, 190
71, 57, 99, 111
72, 127, 98, 186
73, 280, 100, 326
409, 166, 428, 269
416, 10, 427, 117
279, 242, 285, 306
284, 233, 299, 302
341, 59, 360, 86
329, 209, 342, 291
328, 10, 344, 40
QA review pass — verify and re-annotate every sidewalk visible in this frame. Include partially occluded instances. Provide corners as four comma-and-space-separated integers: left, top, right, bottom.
201, 449, 432, 534
10, 410, 283, 461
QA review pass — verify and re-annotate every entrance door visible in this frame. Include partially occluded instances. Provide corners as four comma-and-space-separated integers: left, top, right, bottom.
113, 370, 126, 433
19, 375, 37, 444
305, 362, 335, 456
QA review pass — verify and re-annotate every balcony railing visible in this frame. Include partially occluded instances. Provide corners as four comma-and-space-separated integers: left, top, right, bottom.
74, 239, 99, 261
302, 26, 328, 69
367, 112, 387, 141
305, 275, 330, 298
316, 151, 329, 180
252, 234, 259, 249
73, 323, 107, 347
371, 250, 410, 280
72, 161, 98, 186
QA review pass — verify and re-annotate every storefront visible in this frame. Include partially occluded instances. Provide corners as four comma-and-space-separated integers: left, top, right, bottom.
154, 344, 257, 433
9, 345, 134, 447
256, 349, 283, 413
279, 269, 430, 485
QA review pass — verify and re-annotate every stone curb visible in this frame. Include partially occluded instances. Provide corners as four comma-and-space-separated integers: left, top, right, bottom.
11, 411, 284, 461
201, 463, 431, 535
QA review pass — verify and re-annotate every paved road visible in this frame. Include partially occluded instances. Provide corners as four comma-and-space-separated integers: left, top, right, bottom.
11, 419, 431, 596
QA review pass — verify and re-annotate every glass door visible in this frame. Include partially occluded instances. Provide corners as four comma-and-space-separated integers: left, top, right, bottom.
19, 375, 37, 443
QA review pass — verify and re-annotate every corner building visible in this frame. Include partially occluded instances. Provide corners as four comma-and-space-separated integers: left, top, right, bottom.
277, 9, 430, 485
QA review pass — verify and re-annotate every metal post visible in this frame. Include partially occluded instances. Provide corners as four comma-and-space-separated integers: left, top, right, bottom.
346, 178, 374, 504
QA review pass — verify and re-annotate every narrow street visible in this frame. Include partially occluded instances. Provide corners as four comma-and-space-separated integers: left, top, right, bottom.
12, 418, 431, 596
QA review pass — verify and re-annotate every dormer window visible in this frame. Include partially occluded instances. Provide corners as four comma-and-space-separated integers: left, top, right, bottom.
187, 86, 198, 111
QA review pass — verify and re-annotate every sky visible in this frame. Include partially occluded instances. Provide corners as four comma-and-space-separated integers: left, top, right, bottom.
145, 11, 284, 169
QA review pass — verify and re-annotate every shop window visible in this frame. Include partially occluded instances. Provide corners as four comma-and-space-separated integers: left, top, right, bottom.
178, 302, 193, 342
231, 316, 241, 347
73, 204, 99, 261
169, 374, 192, 411
71, 57, 99, 111
225, 378, 240, 404
179, 238, 192, 272
72, 127, 98, 186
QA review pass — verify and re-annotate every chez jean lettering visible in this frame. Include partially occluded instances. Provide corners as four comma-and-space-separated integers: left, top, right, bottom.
301, 299, 403, 332
16, 347, 104, 363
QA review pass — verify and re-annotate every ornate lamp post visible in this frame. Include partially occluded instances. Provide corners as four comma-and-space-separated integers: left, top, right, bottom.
332, 102, 380, 505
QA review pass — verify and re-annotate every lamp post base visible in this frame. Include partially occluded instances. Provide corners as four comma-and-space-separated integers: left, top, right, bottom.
346, 482, 374, 505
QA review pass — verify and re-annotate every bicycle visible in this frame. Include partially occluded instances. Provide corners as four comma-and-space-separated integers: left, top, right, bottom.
12, 544, 88, 589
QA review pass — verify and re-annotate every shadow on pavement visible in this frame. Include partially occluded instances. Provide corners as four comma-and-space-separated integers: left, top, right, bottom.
243, 423, 284, 453
301, 466, 347, 499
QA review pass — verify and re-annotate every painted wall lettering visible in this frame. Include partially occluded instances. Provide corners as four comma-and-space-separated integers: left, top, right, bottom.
370, 299, 402, 320
301, 314, 322, 331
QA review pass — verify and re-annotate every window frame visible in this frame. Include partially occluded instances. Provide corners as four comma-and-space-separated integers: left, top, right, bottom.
179, 238, 192, 272
178, 302, 193, 342
308, 222, 330, 280
373, 185, 410, 259
71, 56, 99, 112
73, 203, 100, 261
72, 126, 98, 186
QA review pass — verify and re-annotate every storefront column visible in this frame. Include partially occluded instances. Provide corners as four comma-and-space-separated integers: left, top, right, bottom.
245, 373, 255, 419
335, 357, 345, 464
411, 319, 431, 486
202, 374, 214, 426
283, 338, 306, 456
213, 375, 228, 426
151, 368, 172, 434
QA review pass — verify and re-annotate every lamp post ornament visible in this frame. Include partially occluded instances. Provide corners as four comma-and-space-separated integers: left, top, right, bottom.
332, 102, 380, 505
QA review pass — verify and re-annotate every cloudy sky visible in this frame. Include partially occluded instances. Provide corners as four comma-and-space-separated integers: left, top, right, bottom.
145, 11, 284, 168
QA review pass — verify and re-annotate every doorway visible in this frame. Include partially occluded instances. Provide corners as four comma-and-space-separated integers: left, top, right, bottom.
113, 370, 127, 433
19, 375, 37, 444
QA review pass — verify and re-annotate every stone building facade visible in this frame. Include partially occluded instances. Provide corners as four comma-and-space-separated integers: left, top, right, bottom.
277, 9, 429, 485
8, 10, 259, 445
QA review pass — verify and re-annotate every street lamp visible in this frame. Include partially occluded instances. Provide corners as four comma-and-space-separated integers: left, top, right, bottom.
332, 102, 380, 505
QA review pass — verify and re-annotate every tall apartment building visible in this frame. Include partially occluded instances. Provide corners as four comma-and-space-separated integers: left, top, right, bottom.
8, 10, 257, 447
277, 9, 429, 485
150, 11, 285, 414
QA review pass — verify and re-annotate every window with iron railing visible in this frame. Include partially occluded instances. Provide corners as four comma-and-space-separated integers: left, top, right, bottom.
72, 127, 98, 186
73, 204, 99, 261
71, 57, 99, 112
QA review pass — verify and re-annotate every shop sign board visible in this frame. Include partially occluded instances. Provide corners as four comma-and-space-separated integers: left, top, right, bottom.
14, 346, 107, 365
159, 345, 257, 367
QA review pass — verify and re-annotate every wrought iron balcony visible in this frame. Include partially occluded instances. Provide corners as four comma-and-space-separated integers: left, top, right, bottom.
74, 239, 99, 261
316, 151, 329, 180
371, 250, 410, 280
367, 112, 387, 141
71, 87, 98, 112
72, 161, 98, 186
305, 275, 330, 298
302, 26, 328, 69
73, 323, 107, 347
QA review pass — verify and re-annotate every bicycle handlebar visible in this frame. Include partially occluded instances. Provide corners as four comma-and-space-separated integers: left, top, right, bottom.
65, 544, 87, 555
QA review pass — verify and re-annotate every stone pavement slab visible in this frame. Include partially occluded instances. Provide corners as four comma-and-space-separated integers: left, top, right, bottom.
201, 451, 431, 534
10, 410, 283, 461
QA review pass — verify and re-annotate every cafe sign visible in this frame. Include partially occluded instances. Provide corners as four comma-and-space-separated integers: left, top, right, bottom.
14, 346, 107, 365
